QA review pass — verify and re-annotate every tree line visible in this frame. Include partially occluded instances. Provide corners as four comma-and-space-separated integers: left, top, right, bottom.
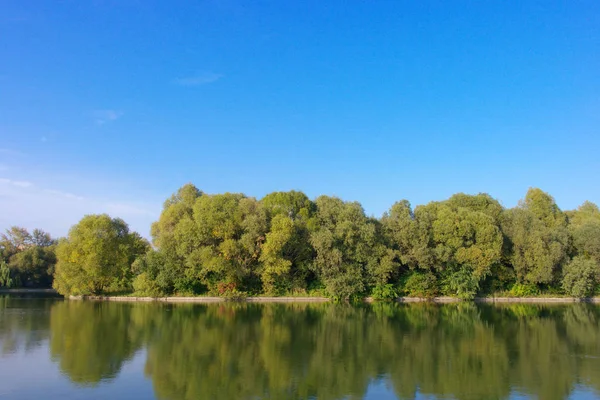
1, 184, 599, 299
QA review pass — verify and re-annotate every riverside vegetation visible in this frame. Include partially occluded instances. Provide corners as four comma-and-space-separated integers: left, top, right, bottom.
1, 185, 600, 300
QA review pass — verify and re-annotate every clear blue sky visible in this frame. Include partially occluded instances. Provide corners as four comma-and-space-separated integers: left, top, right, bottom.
1, 1, 599, 237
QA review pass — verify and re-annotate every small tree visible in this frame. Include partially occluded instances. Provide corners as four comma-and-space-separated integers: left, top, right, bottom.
0, 260, 14, 288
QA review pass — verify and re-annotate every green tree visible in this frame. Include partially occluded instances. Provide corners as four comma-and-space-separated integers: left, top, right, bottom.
568, 201, 600, 265
185, 193, 267, 292
131, 250, 177, 296
502, 188, 570, 285
0, 226, 33, 258
259, 191, 315, 294
149, 184, 203, 293
260, 190, 315, 221
0, 227, 56, 287
310, 196, 380, 299
381, 200, 418, 273
562, 256, 599, 298
53, 214, 148, 295
8, 245, 56, 287
408, 194, 504, 298
0, 260, 14, 288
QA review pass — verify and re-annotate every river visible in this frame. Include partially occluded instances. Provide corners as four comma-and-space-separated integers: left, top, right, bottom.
1, 295, 599, 400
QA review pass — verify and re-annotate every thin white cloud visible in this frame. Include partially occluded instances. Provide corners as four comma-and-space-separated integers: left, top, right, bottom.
44, 189, 85, 201
174, 71, 223, 86
0, 178, 33, 188
12, 180, 33, 188
0, 179, 159, 238
93, 109, 123, 125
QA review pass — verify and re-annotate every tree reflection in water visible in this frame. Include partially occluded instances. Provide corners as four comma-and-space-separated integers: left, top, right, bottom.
13, 300, 600, 400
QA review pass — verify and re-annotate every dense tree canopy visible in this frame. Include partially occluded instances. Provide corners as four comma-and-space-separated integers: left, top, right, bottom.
5, 184, 599, 299
0, 227, 56, 287
53, 214, 149, 296
132, 185, 600, 299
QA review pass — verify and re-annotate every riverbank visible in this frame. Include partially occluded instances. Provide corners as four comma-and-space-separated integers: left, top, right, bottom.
68, 295, 600, 303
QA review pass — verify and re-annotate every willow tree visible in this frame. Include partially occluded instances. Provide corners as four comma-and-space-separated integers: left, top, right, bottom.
502, 188, 570, 286
562, 201, 600, 296
568, 201, 600, 263
53, 214, 148, 295
310, 196, 382, 299
381, 200, 418, 273
180, 193, 268, 293
258, 191, 315, 294
410, 195, 504, 299
0, 260, 13, 288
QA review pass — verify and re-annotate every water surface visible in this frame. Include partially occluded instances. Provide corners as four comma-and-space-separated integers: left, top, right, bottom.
1, 295, 600, 400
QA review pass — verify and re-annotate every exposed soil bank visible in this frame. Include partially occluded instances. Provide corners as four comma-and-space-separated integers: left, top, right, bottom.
69, 295, 600, 304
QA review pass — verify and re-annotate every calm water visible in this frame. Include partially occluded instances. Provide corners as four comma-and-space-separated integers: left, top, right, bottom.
1, 296, 600, 400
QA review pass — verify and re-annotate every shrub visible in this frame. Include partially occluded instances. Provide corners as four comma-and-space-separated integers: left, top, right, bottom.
215, 282, 247, 301
441, 267, 480, 300
508, 283, 540, 297
371, 284, 398, 302
132, 272, 164, 297
403, 272, 438, 298
562, 256, 599, 298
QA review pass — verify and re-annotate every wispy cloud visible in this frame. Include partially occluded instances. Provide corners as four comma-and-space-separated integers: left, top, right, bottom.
44, 189, 84, 201
93, 109, 123, 125
0, 178, 33, 188
0, 177, 159, 238
174, 71, 223, 86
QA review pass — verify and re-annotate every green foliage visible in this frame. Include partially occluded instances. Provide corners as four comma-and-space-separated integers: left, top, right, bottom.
403, 272, 438, 298
371, 283, 398, 301
508, 283, 540, 297
53, 214, 149, 296
132, 272, 164, 297
258, 192, 315, 295
0, 260, 14, 288
502, 188, 570, 285
310, 196, 381, 299
569, 203, 600, 265
188, 193, 267, 291
0, 226, 56, 288
381, 200, 417, 273
562, 256, 599, 298
409, 195, 504, 289
441, 266, 480, 300
9, 246, 56, 287
36, 184, 600, 300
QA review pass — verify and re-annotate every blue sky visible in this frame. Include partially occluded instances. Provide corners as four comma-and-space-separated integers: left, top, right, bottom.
1, 1, 599, 237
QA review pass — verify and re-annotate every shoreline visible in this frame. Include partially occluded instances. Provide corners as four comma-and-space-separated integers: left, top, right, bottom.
0, 288, 59, 294
68, 295, 600, 304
